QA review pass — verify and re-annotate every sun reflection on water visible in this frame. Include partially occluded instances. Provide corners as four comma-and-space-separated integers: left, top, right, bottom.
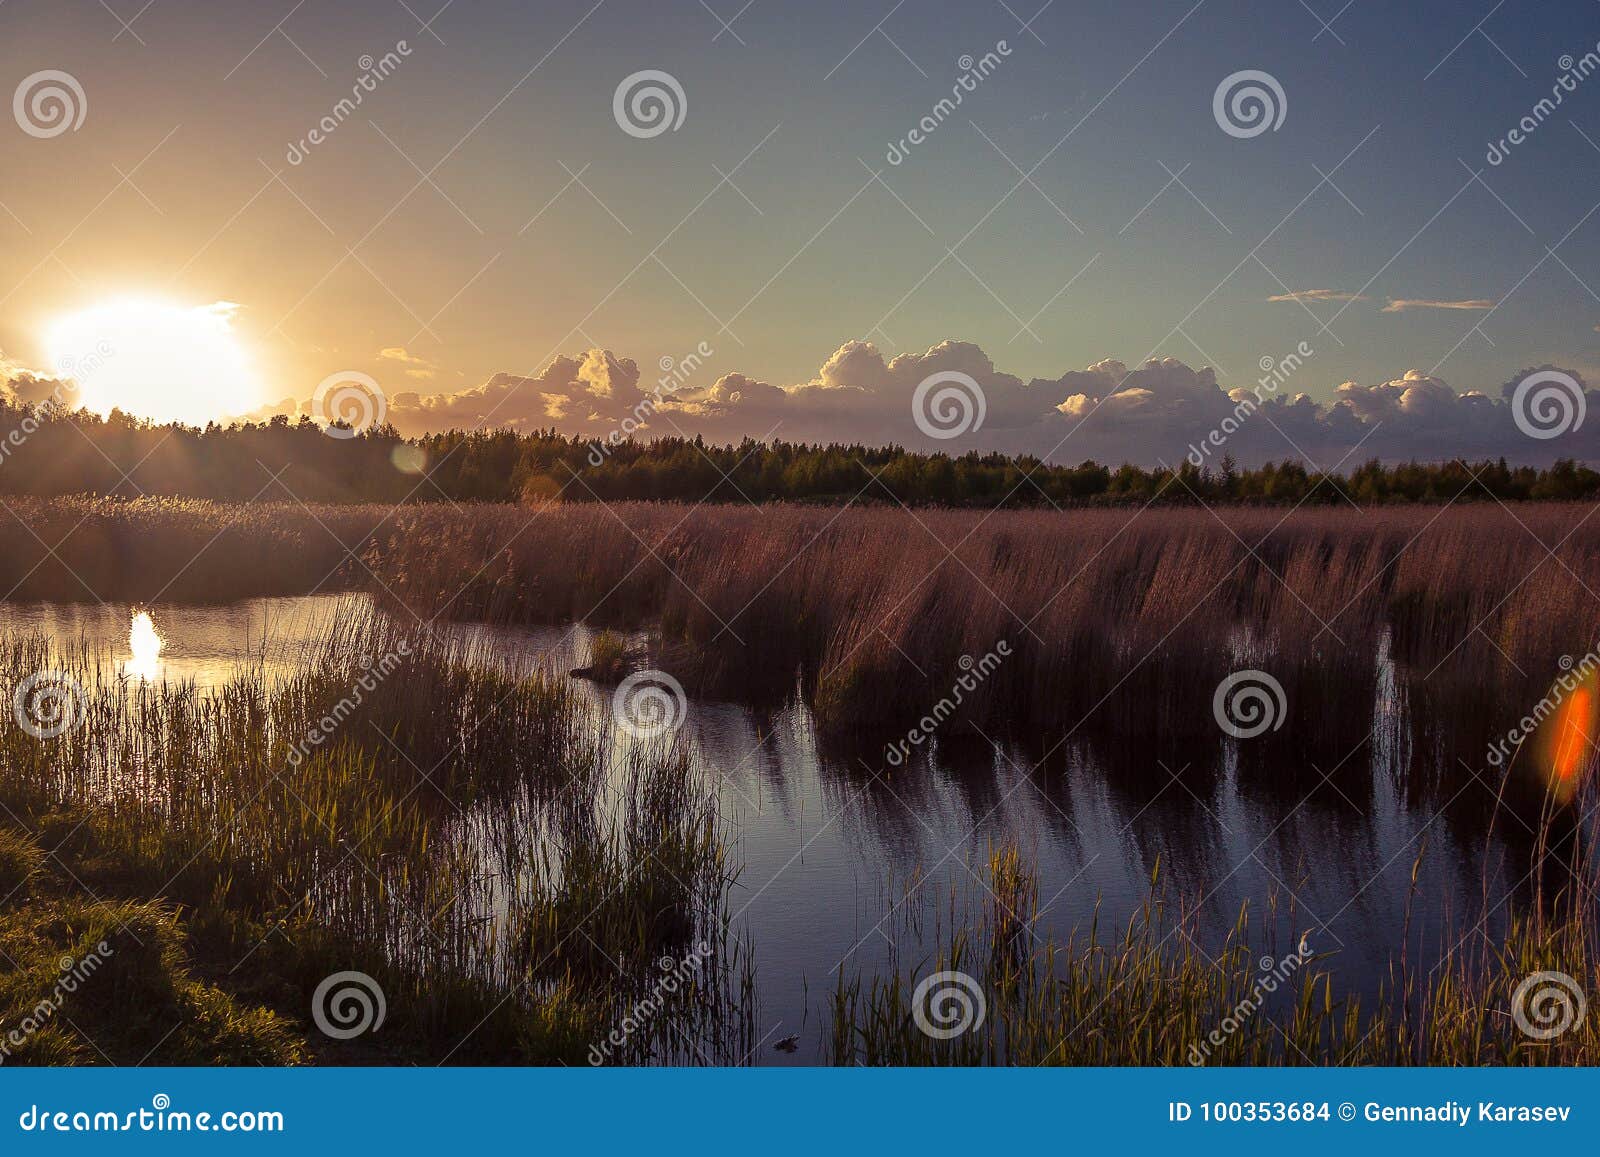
123, 610, 164, 681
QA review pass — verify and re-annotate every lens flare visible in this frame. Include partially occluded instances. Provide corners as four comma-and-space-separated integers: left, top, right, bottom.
1537, 666, 1597, 804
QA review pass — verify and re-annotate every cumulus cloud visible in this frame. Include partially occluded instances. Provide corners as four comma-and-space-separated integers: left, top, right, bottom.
352, 340, 1600, 468
0, 349, 80, 409
1266, 289, 1368, 303
374, 348, 647, 432
51, 333, 1590, 469
1381, 298, 1496, 312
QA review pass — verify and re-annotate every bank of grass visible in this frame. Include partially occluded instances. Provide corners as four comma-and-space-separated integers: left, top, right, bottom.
828, 846, 1600, 1066
0, 881, 304, 1065
0, 615, 751, 1065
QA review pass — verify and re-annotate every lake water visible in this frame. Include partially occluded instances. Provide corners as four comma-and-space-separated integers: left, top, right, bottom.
0, 595, 1567, 1063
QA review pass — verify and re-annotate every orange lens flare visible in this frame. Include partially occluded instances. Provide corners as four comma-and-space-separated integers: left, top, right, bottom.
1538, 674, 1598, 803
1552, 686, 1593, 783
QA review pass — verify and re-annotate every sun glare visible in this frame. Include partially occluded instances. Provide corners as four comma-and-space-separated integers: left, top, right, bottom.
46, 298, 266, 426
124, 609, 164, 682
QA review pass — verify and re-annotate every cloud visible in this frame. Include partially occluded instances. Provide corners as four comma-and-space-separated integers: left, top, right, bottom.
1381, 298, 1496, 312
233, 339, 1600, 468
0, 348, 80, 409
379, 346, 436, 380
1266, 289, 1368, 303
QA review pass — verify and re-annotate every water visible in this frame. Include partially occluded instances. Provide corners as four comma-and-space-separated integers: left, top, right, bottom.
0, 595, 1566, 1063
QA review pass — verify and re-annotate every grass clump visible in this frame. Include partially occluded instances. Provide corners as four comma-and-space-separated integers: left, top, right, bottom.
0, 873, 303, 1066
830, 844, 1600, 1066
0, 828, 44, 902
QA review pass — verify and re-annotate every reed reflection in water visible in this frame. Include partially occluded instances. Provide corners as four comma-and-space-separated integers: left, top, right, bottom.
0, 593, 1593, 1063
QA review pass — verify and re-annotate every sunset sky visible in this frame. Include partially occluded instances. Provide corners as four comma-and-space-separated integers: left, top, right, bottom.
7, 0, 1600, 462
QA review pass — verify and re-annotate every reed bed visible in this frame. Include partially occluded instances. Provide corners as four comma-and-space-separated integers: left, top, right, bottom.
0, 613, 753, 1065
10, 497, 1596, 787
2, 495, 1582, 801
0, 497, 383, 603
352, 501, 1600, 800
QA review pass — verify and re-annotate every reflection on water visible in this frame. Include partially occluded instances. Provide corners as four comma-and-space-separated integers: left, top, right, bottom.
123, 610, 164, 681
0, 594, 1587, 1063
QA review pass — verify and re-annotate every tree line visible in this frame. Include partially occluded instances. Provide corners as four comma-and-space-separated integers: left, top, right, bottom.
2, 402, 1598, 506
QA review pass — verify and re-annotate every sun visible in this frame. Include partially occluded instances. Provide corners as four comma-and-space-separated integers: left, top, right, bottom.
45, 298, 266, 427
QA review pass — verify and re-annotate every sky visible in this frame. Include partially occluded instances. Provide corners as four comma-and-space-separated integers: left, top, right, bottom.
6, 0, 1600, 464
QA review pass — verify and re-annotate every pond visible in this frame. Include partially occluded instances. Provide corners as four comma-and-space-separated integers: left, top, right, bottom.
0, 595, 1563, 1063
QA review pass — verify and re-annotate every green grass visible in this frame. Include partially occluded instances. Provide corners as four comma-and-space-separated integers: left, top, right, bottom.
0, 614, 751, 1065
828, 846, 1600, 1066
